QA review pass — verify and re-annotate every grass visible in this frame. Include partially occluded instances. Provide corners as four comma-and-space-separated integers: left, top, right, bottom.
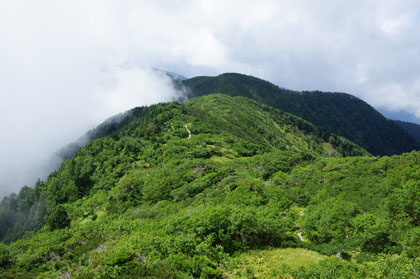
322, 142, 339, 156
230, 248, 325, 278
210, 155, 233, 162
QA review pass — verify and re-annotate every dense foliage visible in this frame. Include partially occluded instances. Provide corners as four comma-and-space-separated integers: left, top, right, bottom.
0, 95, 363, 244
184, 73, 420, 156
1, 94, 420, 278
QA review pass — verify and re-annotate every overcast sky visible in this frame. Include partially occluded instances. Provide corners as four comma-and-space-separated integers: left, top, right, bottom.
1, 0, 420, 195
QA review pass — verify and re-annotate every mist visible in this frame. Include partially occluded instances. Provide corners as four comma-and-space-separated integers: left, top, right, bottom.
2, 0, 420, 196
0, 67, 185, 197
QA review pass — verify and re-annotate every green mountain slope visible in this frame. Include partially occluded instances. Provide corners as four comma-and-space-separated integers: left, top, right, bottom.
1, 95, 420, 278
183, 73, 420, 156
395, 120, 420, 143
0, 94, 365, 244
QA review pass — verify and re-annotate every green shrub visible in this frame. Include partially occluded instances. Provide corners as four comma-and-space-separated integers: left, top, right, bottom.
0, 243, 11, 267
46, 205, 70, 231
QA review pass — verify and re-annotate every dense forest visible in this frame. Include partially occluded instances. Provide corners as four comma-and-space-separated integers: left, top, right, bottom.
395, 120, 420, 143
1, 94, 420, 278
183, 73, 420, 156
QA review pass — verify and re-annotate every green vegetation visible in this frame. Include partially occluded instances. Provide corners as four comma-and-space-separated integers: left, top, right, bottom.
231, 248, 326, 278
1, 94, 420, 278
184, 73, 420, 155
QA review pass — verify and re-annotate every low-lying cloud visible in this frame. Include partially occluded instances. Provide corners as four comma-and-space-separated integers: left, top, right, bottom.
0, 66, 184, 196
1, 0, 420, 195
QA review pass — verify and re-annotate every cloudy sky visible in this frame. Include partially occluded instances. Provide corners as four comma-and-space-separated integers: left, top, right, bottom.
1, 0, 420, 195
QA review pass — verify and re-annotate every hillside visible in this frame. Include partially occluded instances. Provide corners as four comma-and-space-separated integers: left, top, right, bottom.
0, 94, 366, 244
2, 95, 420, 278
395, 120, 420, 143
183, 73, 420, 156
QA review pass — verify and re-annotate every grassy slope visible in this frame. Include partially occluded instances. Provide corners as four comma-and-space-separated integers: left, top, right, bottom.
183, 73, 420, 156
231, 248, 326, 278
1, 95, 420, 278
0, 94, 359, 278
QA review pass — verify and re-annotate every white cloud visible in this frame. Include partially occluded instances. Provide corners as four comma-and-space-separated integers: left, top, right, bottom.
101, 66, 185, 115
381, 13, 414, 35
2, 0, 420, 194
171, 29, 227, 67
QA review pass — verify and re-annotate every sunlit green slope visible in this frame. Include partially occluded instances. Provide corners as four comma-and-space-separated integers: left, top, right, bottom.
1, 94, 420, 278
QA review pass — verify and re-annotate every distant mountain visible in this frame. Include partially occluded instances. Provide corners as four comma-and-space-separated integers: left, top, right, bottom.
166, 71, 188, 80
379, 108, 420, 125
394, 120, 420, 143
183, 73, 420, 156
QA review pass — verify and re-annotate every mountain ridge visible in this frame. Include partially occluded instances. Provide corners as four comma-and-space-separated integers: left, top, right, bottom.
183, 73, 420, 156
0, 94, 365, 244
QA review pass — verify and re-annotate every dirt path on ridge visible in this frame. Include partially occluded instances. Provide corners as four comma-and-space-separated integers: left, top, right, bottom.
184, 124, 191, 139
